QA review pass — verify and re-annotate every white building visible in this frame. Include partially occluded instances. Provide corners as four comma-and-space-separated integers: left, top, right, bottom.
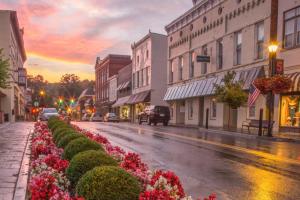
0, 10, 27, 123
164, 0, 300, 133
128, 31, 168, 122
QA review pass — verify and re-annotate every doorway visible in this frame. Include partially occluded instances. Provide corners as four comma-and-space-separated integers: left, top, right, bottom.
198, 97, 204, 127
223, 104, 238, 130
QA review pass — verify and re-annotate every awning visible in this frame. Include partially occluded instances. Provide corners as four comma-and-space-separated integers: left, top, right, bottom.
164, 67, 263, 101
127, 90, 150, 104
112, 96, 130, 108
117, 81, 131, 91
286, 72, 300, 92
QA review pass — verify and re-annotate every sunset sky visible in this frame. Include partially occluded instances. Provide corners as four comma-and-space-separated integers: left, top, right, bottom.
1, 0, 192, 82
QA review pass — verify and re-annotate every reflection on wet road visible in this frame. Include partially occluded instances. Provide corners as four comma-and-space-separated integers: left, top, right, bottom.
75, 122, 300, 200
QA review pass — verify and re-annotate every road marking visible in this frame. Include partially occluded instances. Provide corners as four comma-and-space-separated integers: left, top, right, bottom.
110, 123, 300, 166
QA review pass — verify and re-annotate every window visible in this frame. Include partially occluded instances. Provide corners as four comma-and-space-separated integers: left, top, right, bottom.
248, 105, 256, 118
256, 22, 264, 59
169, 60, 174, 83
136, 71, 140, 88
146, 67, 150, 85
188, 100, 193, 119
133, 73, 135, 89
217, 39, 223, 70
178, 56, 183, 80
137, 55, 140, 65
201, 45, 208, 74
189, 51, 195, 78
235, 31, 242, 65
284, 6, 300, 48
211, 99, 217, 118
141, 69, 145, 86
139, 70, 143, 87
146, 50, 149, 59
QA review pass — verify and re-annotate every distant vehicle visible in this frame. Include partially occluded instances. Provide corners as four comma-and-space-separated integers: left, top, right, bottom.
90, 113, 103, 122
138, 105, 170, 126
39, 108, 59, 121
104, 113, 119, 122
82, 113, 91, 121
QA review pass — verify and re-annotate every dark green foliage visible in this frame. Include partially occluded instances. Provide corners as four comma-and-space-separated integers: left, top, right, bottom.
63, 138, 103, 160
57, 133, 85, 149
53, 127, 73, 142
214, 71, 247, 109
55, 130, 77, 145
66, 150, 118, 187
76, 166, 141, 200
0, 49, 10, 89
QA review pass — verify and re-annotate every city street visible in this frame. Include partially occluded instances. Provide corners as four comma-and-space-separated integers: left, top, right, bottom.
75, 122, 300, 200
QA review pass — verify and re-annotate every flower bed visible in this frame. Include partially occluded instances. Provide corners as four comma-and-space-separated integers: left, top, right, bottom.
28, 118, 216, 200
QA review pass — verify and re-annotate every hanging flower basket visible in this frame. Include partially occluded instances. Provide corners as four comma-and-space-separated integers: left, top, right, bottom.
254, 75, 292, 94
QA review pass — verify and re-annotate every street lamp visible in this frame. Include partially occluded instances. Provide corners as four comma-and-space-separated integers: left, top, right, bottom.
39, 90, 45, 96
267, 42, 278, 137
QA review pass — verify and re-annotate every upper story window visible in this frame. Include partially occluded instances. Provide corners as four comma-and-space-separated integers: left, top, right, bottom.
217, 39, 223, 70
189, 51, 195, 78
256, 22, 265, 59
146, 66, 150, 85
137, 55, 140, 65
146, 50, 149, 59
169, 60, 174, 83
234, 31, 242, 65
284, 6, 300, 49
201, 45, 208, 74
178, 56, 183, 81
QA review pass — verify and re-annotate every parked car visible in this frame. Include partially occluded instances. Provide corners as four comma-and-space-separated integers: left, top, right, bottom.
104, 113, 119, 122
39, 108, 59, 121
81, 113, 91, 121
90, 113, 103, 122
138, 105, 170, 126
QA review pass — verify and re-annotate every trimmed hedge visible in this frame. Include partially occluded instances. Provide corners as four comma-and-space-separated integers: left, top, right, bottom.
76, 166, 141, 200
66, 150, 118, 187
54, 130, 78, 145
63, 138, 104, 160
57, 133, 85, 149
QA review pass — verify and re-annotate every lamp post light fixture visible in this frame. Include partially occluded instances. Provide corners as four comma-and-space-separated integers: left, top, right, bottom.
39, 90, 45, 96
267, 41, 279, 137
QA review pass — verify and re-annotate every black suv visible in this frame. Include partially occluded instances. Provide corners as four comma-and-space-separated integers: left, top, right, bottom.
138, 105, 170, 126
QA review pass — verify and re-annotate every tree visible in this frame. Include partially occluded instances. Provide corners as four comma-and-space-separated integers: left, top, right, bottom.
214, 71, 248, 128
59, 74, 81, 98
0, 49, 10, 89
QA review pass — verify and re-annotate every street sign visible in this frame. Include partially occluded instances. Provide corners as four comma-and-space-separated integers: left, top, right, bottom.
275, 59, 284, 75
197, 55, 210, 63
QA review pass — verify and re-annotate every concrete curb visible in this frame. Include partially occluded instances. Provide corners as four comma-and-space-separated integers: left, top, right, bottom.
13, 129, 32, 200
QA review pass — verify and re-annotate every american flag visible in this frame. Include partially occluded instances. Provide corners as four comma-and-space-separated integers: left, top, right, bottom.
248, 82, 260, 107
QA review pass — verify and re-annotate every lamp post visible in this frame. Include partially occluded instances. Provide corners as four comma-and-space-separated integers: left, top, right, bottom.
267, 42, 278, 137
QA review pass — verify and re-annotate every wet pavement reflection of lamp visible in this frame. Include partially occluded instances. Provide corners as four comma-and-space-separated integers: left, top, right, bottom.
267, 42, 278, 137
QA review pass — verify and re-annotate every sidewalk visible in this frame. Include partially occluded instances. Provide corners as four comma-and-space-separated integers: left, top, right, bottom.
0, 122, 33, 200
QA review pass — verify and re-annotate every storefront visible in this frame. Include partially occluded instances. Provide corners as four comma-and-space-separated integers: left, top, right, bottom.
127, 91, 150, 123
112, 96, 131, 121
279, 72, 300, 132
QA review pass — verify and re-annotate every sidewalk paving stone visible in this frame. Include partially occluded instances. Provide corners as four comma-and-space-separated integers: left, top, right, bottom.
0, 122, 33, 200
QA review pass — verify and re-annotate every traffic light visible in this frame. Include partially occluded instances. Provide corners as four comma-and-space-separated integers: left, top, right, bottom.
70, 98, 75, 104
59, 98, 63, 104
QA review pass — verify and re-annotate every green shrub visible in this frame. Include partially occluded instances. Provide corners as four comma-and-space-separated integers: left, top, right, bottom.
76, 166, 141, 200
53, 128, 73, 142
57, 133, 85, 149
63, 138, 103, 160
51, 122, 67, 132
66, 150, 118, 187
55, 130, 77, 145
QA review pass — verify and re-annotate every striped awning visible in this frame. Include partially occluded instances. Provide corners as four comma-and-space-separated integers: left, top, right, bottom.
286, 72, 300, 92
117, 81, 131, 91
164, 66, 263, 101
112, 96, 130, 108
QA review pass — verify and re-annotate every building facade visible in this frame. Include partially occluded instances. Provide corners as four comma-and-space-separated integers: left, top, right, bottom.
275, 0, 300, 132
95, 55, 131, 115
0, 10, 27, 123
129, 32, 168, 122
112, 63, 132, 121
164, 0, 299, 132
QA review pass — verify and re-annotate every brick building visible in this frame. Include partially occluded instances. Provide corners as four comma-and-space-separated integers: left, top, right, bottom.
95, 54, 131, 115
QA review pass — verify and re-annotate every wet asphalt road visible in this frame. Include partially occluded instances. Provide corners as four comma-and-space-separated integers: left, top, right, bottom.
74, 122, 300, 200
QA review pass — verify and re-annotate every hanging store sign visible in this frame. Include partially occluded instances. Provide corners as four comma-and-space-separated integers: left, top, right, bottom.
196, 55, 210, 63
18, 68, 27, 86
275, 59, 284, 75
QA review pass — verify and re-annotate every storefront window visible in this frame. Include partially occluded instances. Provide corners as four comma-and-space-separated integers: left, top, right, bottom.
120, 106, 130, 120
280, 95, 300, 127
